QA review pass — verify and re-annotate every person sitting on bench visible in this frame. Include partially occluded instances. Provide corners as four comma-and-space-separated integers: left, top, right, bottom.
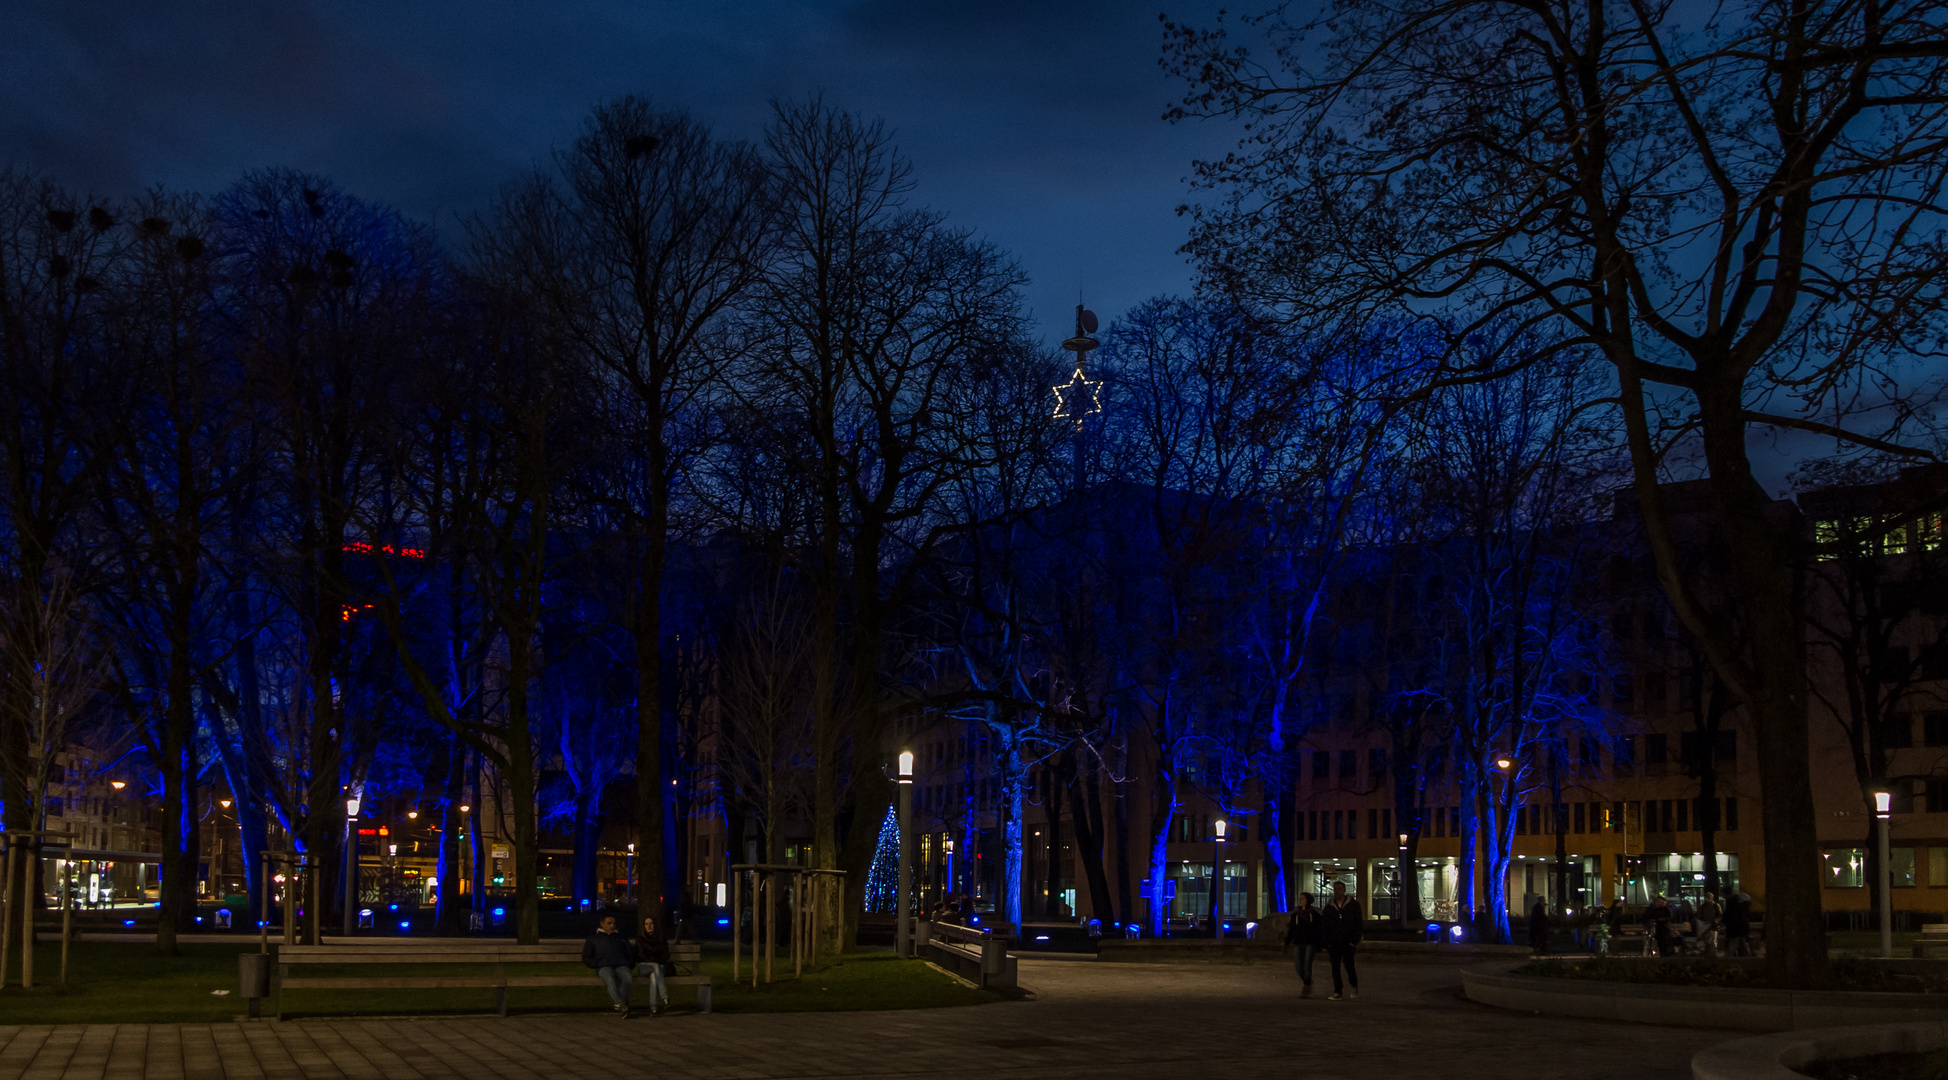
636, 914, 672, 1015
583, 914, 637, 1017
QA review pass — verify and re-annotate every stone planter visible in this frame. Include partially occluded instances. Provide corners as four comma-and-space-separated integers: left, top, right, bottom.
1462, 964, 1948, 1032
1692, 1021, 1948, 1080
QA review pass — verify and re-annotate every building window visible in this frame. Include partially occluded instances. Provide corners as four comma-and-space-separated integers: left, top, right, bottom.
1927, 713, 1948, 748
1929, 778, 1948, 813
1613, 674, 1635, 715
1676, 798, 1689, 832
1574, 803, 1586, 834
1725, 797, 1738, 831
1930, 847, 1948, 888
1514, 805, 1527, 836
1613, 737, 1634, 776
1612, 800, 1626, 833
1883, 714, 1915, 749
1893, 847, 1916, 888
1382, 808, 1391, 839
1579, 738, 1599, 770
1645, 733, 1668, 776
1450, 806, 1460, 837
1313, 751, 1331, 780
1306, 810, 1318, 841
1821, 848, 1866, 888
1433, 807, 1445, 838
1369, 747, 1388, 781
1339, 750, 1358, 779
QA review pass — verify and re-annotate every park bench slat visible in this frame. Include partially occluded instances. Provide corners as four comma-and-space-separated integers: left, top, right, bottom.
272, 939, 711, 1018
281, 976, 506, 990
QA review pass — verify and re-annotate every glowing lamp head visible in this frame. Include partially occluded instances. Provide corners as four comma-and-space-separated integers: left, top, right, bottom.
1874, 789, 1893, 815
219, 799, 232, 809
1398, 832, 1409, 847
406, 810, 418, 820
459, 804, 470, 813
1494, 756, 1513, 771
388, 844, 398, 856
345, 796, 361, 818
628, 843, 636, 853
944, 838, 954, 854
1213, 818, 1227, 840
110, 781, 126, 790
898, 751, 914, 779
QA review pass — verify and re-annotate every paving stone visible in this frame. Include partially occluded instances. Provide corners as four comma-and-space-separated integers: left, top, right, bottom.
1, 959, 1735, 1078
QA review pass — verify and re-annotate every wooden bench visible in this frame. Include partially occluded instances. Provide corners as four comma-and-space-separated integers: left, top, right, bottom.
657, 941, 713, 1012
1914, 923, 1948, 959
274, 941, 598, 1020
915, 920, 1015, 989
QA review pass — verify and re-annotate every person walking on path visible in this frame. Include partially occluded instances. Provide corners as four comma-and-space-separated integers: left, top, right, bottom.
1603, 897, 1627, 954
1320, 881, 1362, 1000
583, 913, 637, 1017
1694, 893, 1722, 956
1724, 892, 1754, 957
1642, 895, 1675, 957
636, 914, 672, 1015
1285, 891, 1323, 997
1528, 899, 1551, 956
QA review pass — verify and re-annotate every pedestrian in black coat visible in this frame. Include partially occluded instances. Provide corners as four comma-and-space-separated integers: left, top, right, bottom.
1319, 881, 1363, 1000
1285, 892, 1323, 997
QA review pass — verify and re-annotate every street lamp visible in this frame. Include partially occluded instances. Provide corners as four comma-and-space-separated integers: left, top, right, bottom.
897, 751, 915, 958
1875, 788, 1894, 959
1212, 818, 1227, 937
110, 781, 126, 790
343, 796, 361, 937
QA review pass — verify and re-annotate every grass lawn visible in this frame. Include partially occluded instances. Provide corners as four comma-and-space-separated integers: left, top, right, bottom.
0, 941, 1000, 1023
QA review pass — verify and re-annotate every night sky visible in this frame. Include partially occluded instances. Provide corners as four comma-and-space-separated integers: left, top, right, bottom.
2, 0, 1239, 342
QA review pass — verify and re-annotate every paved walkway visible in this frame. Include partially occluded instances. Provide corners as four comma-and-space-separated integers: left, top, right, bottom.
0, 959, 1732, 1079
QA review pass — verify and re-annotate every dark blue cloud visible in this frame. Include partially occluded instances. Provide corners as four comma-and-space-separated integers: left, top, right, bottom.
0, 0, 1239, 338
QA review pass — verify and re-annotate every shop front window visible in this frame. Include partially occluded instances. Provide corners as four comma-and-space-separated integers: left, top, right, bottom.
1821, 848, 1865, 888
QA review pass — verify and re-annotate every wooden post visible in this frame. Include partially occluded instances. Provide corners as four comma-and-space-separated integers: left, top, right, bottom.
730, 868, 740, 984
765, 868, 776, 985
281, 856, 295, 947
61, 858, 72, 988
18, 841, 30, 989
808, 874, 821, 972
310, 854, 323, 945
0, 842, 14, 990
259, 852, 271, 954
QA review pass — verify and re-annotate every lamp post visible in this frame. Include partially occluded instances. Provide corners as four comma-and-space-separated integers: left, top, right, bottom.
1211, 818, 1227, 937
1875, 788, 1893, 959
343, 796, 360, 937
897, 751, 914, 957
943, 837, 955, 905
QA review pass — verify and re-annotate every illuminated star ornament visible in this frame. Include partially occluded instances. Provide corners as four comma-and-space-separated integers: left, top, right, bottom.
1052, 305, 1103, 428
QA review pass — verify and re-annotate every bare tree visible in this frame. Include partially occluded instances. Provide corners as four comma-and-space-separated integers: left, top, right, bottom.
1165, 0, 1948, 984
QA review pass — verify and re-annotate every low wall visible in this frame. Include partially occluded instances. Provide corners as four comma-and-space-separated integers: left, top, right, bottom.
1463, 965, 1948, 1032
1095, 938, 1529, 964
1691, 1021, 1948, 1080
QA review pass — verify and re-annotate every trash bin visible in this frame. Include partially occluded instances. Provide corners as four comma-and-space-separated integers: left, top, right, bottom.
239, 952, 270, 1017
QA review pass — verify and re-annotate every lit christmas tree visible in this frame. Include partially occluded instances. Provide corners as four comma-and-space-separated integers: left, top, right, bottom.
864, 804, 899, 913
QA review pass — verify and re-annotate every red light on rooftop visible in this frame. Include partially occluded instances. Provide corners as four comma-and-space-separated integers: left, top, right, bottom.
343, 542, 424, 559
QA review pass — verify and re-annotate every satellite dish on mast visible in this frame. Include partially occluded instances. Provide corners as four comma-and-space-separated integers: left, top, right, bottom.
1078, 307, 1099, 334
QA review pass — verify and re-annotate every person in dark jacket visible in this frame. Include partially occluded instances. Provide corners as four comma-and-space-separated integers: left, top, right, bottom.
1528, 900, 1551, 955
1724, 893, 1754, 956
1642, 895, 1675, 957
582, 914, 636, 1016
636, 914, 672, 1014
1320, 881, 1363, 1000
1285, 892, 1323, 998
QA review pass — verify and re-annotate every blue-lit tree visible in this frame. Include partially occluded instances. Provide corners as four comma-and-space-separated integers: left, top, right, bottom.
863, 804, 900, 913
